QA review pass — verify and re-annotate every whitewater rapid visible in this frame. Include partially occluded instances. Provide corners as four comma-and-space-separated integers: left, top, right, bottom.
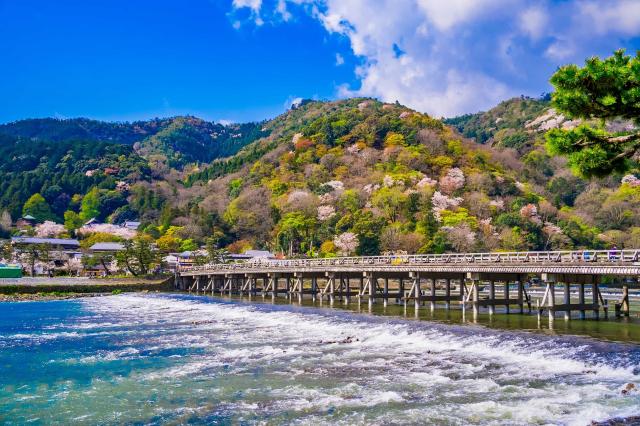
1, 294, 639, 425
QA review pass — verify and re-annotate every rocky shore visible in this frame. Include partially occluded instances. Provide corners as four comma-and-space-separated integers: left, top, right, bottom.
0, 292, 111, 302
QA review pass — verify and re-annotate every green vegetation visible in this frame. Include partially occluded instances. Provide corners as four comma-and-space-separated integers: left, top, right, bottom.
546, 49, 640, 177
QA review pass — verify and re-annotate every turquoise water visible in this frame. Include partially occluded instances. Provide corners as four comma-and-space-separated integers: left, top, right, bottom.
1, 294, 639, 425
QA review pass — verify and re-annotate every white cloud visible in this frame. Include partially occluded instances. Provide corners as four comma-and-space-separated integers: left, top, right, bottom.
545, 38, 575, 61
231, 0, 264, 26
276, 0, 292, 21
578, 0, 640, 35
415, 0, 510, 31
232, 0, 262, 13
519, 5, 548, 40
229, 0, 640, 116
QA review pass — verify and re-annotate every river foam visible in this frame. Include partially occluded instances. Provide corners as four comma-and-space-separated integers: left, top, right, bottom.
1, 293, 639, 425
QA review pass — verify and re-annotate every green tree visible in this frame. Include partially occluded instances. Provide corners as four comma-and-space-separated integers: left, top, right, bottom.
80, 187, 101, 222
0, 240, 13, 261
82, 252, 115, 276
64, 210, 84, 232
546, 50, 640, 177
205, 237, 229, 264
23, 194, 55, 222
16, 242, 52, 276
277, 212, 316, 256
116, 236, 159, 276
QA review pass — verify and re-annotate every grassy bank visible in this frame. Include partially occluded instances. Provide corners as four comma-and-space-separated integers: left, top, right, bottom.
0, 276, 174, 296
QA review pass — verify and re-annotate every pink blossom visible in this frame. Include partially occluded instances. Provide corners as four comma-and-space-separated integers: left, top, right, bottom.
439, 168, 465, 194
35, 221, 66, 238
431, 191, 463, 222
334, 232, 358, 256
317, 205, 336, 221
621, 174, 640, 187
77, 223, 137, 239
416, 177, 437, 189
520, 204, 542, 225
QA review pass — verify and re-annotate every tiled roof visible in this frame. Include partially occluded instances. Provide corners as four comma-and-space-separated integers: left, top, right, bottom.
90, 242, 125, 251
11, 237, 80, 247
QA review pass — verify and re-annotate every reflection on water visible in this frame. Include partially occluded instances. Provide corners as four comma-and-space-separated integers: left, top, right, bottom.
233, 292, 640, 344
0, 294, 639, 425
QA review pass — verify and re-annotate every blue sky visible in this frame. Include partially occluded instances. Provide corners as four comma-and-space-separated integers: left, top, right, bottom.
1, 0, 639, 124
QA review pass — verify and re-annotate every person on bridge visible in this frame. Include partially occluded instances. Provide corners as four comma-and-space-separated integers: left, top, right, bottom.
608, 246, 619, 262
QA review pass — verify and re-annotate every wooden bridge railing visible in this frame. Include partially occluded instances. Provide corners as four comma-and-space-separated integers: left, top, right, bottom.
180, 249, 640, 273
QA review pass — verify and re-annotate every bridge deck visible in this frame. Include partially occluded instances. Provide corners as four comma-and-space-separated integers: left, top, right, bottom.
180, 250, 640, 277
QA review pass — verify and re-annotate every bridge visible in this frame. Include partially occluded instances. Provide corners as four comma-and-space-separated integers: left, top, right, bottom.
177, 250, 637, 320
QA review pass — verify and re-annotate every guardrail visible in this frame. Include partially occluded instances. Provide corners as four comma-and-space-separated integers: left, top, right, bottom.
179, 249, 640, 273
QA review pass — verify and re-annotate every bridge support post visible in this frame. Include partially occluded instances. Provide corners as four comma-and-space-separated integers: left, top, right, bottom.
466, 273, 480, 320
273, 276, 279, 300
328, 273, 335, 305
362, 272, 375, 306
504, 280, 510, 313
410, 272, 420, 310
547, 281, 555, 323
592, 281, 599, 319
472, 281, 479, 320
312, 276, 317, 302
398, 278, 404, 305
621, 284, 630, 317
286, 277, 291, 300
563, 282, 571, 320
488, 281, 495, 315
517, 277, 524, 314
430, 278, 436, 311
344, 277, 350, 305
578, 282, 586, 319
445, 279, 451, 310
383, 277, 389, 307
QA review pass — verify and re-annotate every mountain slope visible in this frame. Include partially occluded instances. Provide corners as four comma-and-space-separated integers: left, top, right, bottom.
0, 116, 269, 167
444, 95, 550, 149
3, 97, 640, 254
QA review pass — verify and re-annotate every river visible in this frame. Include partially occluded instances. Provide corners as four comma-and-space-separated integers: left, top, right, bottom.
1, 293, 639, 425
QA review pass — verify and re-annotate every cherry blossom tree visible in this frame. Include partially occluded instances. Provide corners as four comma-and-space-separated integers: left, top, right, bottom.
317, 205, 336, 221
77, 223, 137, 239
431, 191, 463, 222
439, 168, 465, 194
35, 221, 66, 238
519, 204, 542, 225
334, 232, 358, 256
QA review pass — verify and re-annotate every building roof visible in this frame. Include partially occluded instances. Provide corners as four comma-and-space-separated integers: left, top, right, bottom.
123, 221, 141, 230
11, 237, 80, 247
90, 242, 125, 251
22, 215, 36, 220
244, 250, 275, 258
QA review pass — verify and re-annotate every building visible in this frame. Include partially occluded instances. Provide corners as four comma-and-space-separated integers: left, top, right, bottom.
11, 237, 81, 276
123, 221, 141, 231
228, 250, 276, 261
89, 242, 125, 253
11, 237, 80, 251
15, 215, 36, 229
0, 263, 22, 278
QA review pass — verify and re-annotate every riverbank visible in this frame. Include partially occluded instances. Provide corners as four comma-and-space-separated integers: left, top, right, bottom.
0, 292, 110, 302
0, 276, 174, 297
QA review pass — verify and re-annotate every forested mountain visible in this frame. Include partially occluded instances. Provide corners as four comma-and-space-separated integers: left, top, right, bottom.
0, 116, 268, 166
2, 96, 640, 254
